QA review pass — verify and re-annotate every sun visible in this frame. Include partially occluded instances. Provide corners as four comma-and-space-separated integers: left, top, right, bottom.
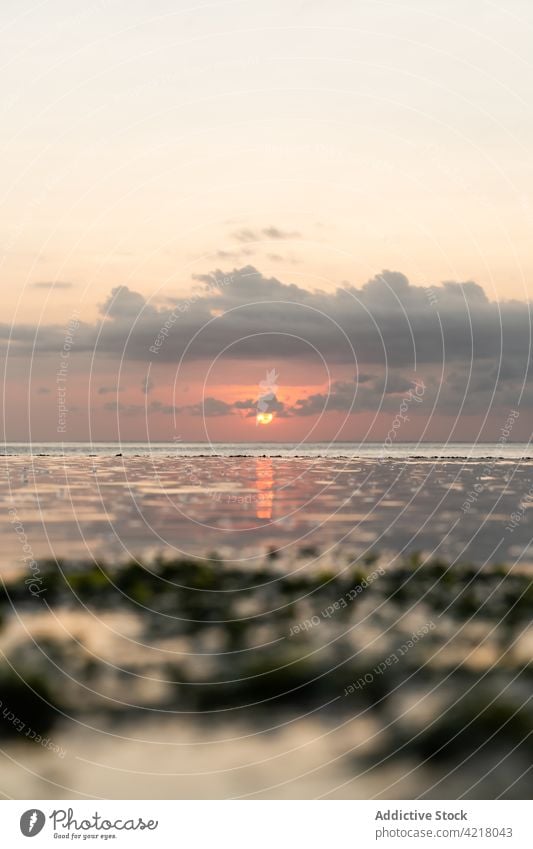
256, 412, 273, 425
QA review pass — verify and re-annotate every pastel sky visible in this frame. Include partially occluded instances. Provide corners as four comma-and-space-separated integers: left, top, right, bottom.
2, 0, 532, 442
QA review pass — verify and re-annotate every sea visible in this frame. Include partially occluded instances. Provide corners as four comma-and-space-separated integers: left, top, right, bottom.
3, 441, 532, 458
1, 442, 532, 568
1, 443, 533, 799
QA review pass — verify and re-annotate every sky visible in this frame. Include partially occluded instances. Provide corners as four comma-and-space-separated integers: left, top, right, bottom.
1, 0, 533, 442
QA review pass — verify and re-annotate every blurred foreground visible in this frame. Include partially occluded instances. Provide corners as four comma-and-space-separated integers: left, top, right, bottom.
1, 553, 532, 799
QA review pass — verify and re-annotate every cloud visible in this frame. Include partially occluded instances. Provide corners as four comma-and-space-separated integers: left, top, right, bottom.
233, 394, 289, 418
232, 228, 258, 243
262, 226, 300, 240
266, 253, 300, 264
232, 226, 300, 243
3, 266, 533, 416
147, 394, 290, 418
290, 377, 427, 417
214, 249, 254, 261
146, 381, 421, 420
97, 385, 121, 395
102, 401, 144, 416
292, 380, 357, 417
100, 285, 152, 320
164, 397, 234, 417
31, 281, 74, 289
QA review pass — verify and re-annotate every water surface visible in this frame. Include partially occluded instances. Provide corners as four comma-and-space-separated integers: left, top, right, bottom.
2, 448, 532, 568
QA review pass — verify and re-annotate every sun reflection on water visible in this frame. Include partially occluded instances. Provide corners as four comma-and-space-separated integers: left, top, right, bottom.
255, 457, 274, 520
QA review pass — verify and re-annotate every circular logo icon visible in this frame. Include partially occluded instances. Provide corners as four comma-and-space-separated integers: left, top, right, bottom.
20, 809, 46, 837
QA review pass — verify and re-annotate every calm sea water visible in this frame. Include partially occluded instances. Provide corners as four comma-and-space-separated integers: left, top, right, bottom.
2, 446, 532, 567
3, 441, 532, 458
2, 444, 533, 799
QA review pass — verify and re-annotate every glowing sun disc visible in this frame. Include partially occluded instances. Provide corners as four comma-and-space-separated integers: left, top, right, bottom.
256, 412, 273, 425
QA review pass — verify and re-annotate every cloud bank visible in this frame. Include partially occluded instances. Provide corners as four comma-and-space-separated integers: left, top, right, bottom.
3, 267, 532, 416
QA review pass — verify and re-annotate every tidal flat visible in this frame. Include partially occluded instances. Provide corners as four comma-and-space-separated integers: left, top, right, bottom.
1, 452, 532, 798
2, 453, 533, 567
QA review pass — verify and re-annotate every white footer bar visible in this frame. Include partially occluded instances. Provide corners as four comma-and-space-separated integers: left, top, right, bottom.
1, 800, 530, 847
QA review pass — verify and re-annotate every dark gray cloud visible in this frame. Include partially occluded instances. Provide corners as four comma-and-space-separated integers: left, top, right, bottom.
102, 401, 144, 416
97, 385, 121, 395
292, 380, 357, 417
100, 286, 152, 320
149, 395, 289, 418
233, 394, 289, 418
3, 266, 533, 415
143, 379, 427, 419
151, 397, 232, 417
288, 376, 415, 417
167, 365, 520, 420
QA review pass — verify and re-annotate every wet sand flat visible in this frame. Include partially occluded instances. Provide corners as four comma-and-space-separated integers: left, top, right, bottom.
1, 453, 532, 799
1, 455, 532, 568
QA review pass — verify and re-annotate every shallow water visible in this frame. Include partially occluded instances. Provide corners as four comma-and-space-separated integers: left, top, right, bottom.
2, 453, 532, 568
2, 449, 533, 799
